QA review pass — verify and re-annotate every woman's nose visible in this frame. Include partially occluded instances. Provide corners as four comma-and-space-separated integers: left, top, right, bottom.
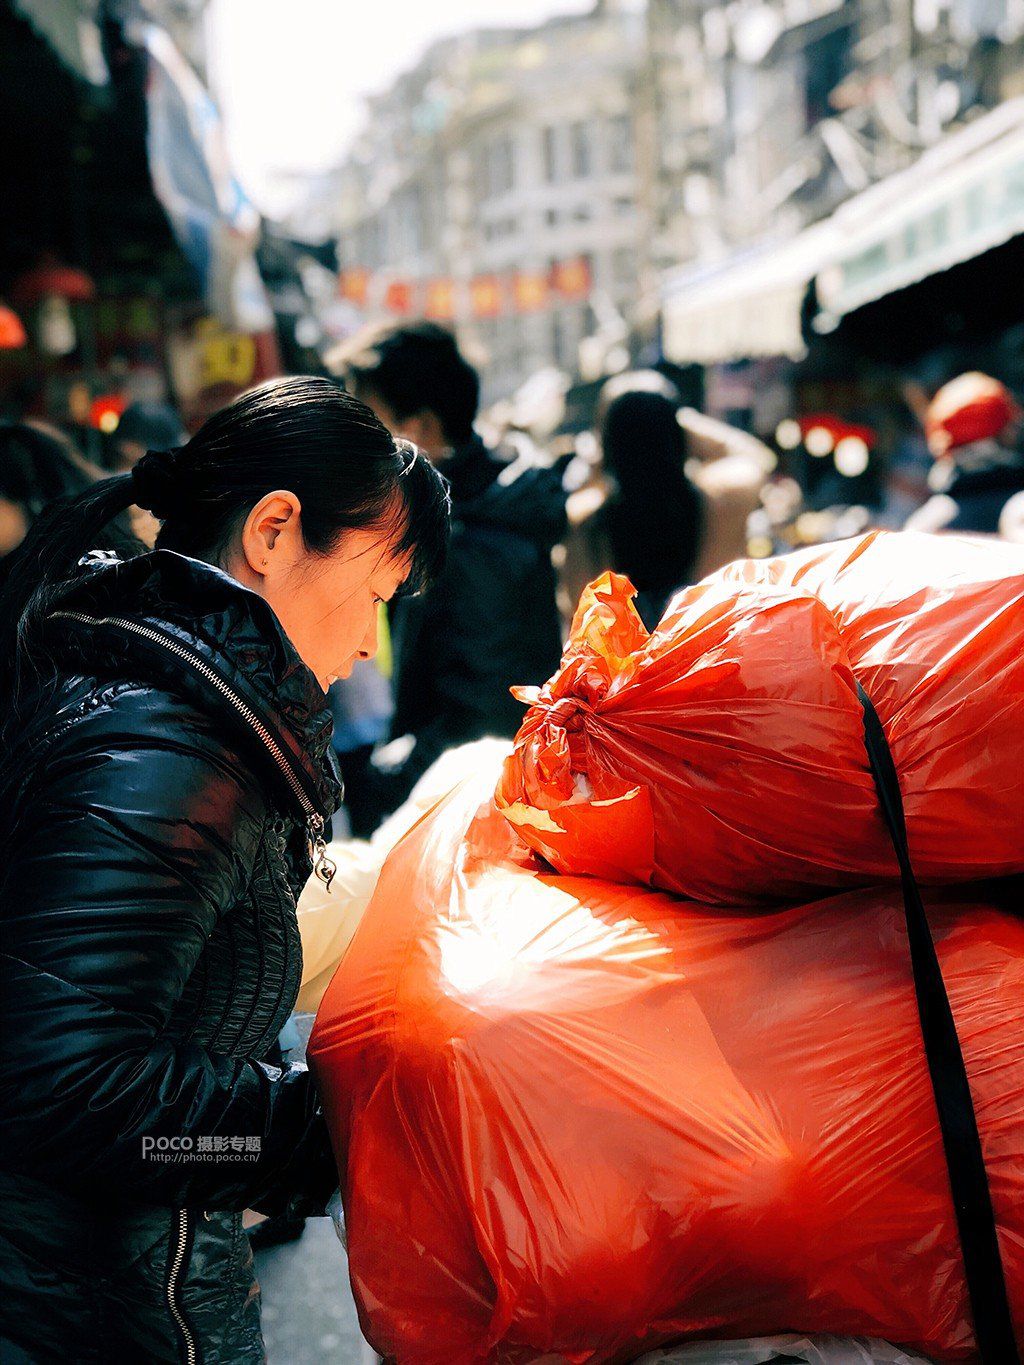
359, 611, 379, 661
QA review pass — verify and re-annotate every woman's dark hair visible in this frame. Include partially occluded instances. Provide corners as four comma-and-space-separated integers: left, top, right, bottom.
0, 421, 97, 532
598, 371, 704, 602
331, 321, 480, 445
0, 375, 450, 698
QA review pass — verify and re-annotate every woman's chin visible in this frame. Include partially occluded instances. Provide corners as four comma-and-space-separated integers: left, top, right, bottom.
322, 663, 353, 689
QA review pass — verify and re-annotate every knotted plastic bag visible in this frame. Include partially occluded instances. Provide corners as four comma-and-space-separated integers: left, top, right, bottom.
497, 532, 1024, 904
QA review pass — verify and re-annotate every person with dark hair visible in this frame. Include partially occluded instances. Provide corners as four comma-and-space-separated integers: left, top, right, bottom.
560, 371, 706, 630
333, 319, 481, 452
0, 420, 98, 560
329, 322, 567, 819
0, 376, 450, 1362
110, 399, 188, 471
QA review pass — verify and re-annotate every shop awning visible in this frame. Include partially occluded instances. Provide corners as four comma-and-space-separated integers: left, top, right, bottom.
661, 220, 838, 365
816, 98, 1024, 319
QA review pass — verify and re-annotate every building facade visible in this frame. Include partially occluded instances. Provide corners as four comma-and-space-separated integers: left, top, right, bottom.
649, 0, 1024, 263
333, 0, 1024, 403
334, 4, 646, 404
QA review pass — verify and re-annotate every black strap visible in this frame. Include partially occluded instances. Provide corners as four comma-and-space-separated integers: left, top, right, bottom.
858, 684, 1019, 1363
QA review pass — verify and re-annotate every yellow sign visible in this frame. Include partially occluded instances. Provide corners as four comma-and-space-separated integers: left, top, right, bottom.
196, 318, 257, 389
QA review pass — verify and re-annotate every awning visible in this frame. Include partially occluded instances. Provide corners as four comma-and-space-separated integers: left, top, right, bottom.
816, 98, 1024, 318
661, 220, 838, 365
12, 0, 107, 84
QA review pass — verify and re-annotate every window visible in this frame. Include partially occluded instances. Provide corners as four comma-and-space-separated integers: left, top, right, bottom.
570, 121, 591, 178
545, 207, 559, 227
492, 216, 519, 240
608, 113, 634, 174
573, 205, 592, 223
542, 126, 559, 183
488, 135, 515, 198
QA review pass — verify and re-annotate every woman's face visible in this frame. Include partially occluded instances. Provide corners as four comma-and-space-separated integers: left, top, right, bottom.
224, 491, 411, 690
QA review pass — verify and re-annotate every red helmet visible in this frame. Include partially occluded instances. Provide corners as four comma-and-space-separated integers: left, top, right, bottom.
924, 373, 1021, 457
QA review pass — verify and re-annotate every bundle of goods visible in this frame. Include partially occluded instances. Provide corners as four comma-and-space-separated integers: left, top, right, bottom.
637, 1339, 932, 1365
309, 770, 1024, 1363
310, 531, 1024, 1363
295, 740, 513, 1013
497, 532, 1024, 904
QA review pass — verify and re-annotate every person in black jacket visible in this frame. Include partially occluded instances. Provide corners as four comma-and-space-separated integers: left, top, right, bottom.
0, 376, 449, 1363
330, 322, 567, 819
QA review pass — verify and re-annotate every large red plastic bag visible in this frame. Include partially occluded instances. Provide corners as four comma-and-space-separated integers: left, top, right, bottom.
296, 739, 513, 1012
497, 531, 1024, 904
308, 768, 1024, 1365
638, 1337, 931, 1364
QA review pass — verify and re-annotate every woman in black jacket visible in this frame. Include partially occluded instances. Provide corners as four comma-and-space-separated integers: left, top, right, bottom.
0, 376, 449, 1363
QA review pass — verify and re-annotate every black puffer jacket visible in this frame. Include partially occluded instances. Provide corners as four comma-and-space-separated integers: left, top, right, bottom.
0, 550, 344, 1363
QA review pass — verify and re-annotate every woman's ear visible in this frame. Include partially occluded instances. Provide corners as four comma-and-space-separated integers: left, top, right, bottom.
240, 490, 303, 578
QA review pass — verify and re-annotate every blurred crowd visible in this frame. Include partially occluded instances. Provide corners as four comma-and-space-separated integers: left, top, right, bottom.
4, 326, 1024, 846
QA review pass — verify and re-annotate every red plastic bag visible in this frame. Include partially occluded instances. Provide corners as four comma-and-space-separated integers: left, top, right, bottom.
497, 531, 1024, 904
308, 769, 1024, 1364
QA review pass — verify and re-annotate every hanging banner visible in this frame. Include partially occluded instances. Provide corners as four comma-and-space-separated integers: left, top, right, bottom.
132, 20, 274, 334
337, 259, 592, 318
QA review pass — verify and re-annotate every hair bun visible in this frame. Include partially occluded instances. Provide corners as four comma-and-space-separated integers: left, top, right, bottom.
131, 448, 181, 520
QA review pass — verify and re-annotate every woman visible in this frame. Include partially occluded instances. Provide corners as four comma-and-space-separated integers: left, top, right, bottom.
0, 376, 449, 1363
559, 372, 705, 631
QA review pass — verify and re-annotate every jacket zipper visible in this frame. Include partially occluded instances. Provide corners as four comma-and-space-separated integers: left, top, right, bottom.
50, 610, 337, 890
167, 1208, 198, 1365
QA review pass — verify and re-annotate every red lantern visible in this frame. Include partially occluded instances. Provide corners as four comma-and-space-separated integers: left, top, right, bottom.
512, 271, 549, 313
551, 256, 592, 301
384, 279, 415, 315
0, 303, 27, 349
424, 278, 456, 321
470, 275, 503, 319
339, 268, 370, 308
12, 255, 96, 306
797, 414, 876, 447
89, 393, 128, 434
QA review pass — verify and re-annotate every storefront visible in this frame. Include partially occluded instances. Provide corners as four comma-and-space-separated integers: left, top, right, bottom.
658, 95, 1024, 516
0, 3, 281, 442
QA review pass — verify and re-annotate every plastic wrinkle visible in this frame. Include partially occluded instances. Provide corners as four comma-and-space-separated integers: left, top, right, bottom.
310, 765, 1024, 1364
497, 532, 1024, 905
308, 533, 1024, 1363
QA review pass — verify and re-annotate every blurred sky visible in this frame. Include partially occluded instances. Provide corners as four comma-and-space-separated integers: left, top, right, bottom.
206, 0, 595, 217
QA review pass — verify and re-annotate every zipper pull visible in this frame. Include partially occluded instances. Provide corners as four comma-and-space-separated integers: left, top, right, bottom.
308, 814, 337, 892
